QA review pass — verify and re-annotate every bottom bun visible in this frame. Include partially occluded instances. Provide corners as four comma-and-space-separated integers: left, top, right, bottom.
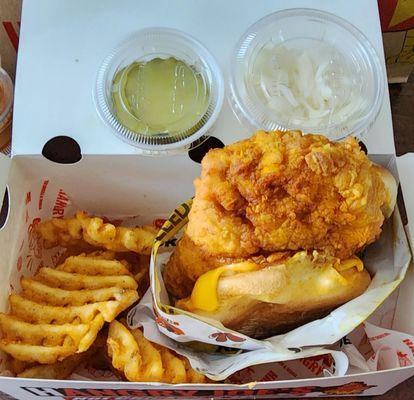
177, 252, 371, 339
218, 268, 370, 339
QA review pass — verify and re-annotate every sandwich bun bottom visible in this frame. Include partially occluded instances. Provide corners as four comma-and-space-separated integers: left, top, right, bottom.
177, 253, 371, 339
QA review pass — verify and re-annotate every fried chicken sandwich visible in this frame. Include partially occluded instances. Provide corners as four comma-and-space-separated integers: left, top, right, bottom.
164, 131, 397, 338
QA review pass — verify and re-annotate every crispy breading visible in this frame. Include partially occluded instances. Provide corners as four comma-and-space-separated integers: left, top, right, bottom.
188, 131, 388, 258
165, 131, 393, 297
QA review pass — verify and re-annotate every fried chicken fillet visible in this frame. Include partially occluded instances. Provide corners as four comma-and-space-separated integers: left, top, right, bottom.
164, 131, 396, 302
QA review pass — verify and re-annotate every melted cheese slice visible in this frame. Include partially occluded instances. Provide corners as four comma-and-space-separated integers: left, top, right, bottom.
335, 257, 364, 272
181, 255, 364, 313
184, 262, 260, 312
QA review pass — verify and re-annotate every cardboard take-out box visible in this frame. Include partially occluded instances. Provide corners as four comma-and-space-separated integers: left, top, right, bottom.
0, 149, 413, 399
3, 1, 413, 397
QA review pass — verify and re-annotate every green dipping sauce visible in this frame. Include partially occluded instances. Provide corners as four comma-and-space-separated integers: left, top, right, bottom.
111, 57, 210, 136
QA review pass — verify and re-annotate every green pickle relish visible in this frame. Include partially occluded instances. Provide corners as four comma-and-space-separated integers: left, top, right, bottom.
111, 57, 210, 136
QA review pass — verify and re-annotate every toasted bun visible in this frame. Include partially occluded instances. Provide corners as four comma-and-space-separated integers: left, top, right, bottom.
178, 253, 371, 339
374, 164, 397, 219
216, 267, 370, 338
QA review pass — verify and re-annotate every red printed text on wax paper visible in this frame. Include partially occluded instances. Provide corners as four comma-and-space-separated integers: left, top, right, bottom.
403, 339, 414, 356
368, 332, 390, 341
38, 180, 49, 210
25, 191, 31, 205
53, 189, 70, 218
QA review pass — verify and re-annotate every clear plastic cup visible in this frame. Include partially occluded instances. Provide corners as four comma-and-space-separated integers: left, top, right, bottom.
0, 68, 13, 155
230, 9, 385, 140
95, 28, 224, 153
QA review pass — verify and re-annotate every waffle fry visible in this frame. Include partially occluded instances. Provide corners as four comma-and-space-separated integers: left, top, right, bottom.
37, 211, 157, 255
7, 358, 33, 375
0, 253, 139, 364
107, 320, 142, 381
158, 347, 187, 384
107, 321, 207, 383
17, 353, 86, 379
17, 347, 97, 379
181, 357, 207, 384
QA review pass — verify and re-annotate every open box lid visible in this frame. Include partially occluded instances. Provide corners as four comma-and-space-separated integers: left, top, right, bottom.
12, 0, 395, 156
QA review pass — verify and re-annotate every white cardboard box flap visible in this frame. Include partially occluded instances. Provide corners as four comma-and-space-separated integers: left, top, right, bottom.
397, 153, 414, 249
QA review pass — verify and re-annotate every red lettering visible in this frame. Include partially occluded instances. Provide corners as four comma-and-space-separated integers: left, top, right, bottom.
256, 389, 274, 395
25, 191, 31, 205
147, 390, 174, 397
227, 390, 255, 396
54, 199, 68, 208
174, 390, 199, 397
52, 189, 69, 217
86, 389, 117, 396
53, 207, 65, 217
117, 389, 147, 396
311, 361, 319, 373
62, 389, 88, 396
369, 332, 390, 341
38, 180, 49, 210
279, 361, 298, 377
403, 339, 414, 355
262, 370, 278, 381
292, 386, 315, 394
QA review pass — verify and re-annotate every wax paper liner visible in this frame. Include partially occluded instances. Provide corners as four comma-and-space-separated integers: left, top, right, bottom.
134, 197, 411, 354
128, 289, 414, 382
128, 290, 349, 381
226, 321, 414, 383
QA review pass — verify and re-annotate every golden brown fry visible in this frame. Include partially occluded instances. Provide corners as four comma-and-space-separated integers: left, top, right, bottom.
57, 254, 131, 276
130, 328, 163, 382
0, 339, 77, 364
35, 267, 138, 291
158, 347, 187, 384
116, 253, 150, 297
36, 217, 82, 248
21, 278, 138, 307
37, 211, 157, 255
17, 351, 93, 379
107, 321, 207, 383
0, 253, 139, 364
107, 320, 142, 382
7, 358, 32, 375
0, 313, 90, 346
181, 357, 208, 383
9, 294, 133, 324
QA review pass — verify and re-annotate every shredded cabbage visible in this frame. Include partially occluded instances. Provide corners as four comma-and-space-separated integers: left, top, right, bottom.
250, 44, 366, 128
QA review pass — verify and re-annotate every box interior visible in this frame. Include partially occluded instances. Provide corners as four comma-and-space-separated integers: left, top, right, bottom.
0, 152, 413, 390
